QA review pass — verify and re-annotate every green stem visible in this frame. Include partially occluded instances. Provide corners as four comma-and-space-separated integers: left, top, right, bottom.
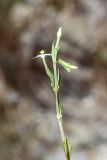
42, 58, 50, 74
55, 93, 65, 141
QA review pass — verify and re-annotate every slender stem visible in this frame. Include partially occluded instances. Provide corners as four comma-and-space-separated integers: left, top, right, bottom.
55, 93, 65, 142
58, 117, 65, 141
43, 58, 49, 73
53, 62, 70, 160
52, 51, 67, 158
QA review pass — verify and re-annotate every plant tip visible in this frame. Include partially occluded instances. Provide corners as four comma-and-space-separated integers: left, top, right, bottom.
57, 27, 62, 38
72, 65, 78, 69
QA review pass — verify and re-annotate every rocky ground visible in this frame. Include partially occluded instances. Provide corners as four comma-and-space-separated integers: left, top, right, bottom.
0, 0, 107, 160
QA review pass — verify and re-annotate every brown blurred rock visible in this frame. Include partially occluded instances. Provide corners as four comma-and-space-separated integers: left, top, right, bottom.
0, 1, 107, 160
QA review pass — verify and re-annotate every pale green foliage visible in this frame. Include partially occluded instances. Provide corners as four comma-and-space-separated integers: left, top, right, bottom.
58, 58, 78, 72
33, 28, 77, 160
64, 138, 72, 160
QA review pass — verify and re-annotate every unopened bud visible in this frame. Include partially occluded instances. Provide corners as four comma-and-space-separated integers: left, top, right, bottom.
40, 50, 45, 54
71, 65, 78, 69
57, 27, 62, 38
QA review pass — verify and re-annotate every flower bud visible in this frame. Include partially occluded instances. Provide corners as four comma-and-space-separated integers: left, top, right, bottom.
57, 27, 62, 38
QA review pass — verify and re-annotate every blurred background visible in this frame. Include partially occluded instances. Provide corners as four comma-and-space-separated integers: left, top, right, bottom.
0, 0, 107, 160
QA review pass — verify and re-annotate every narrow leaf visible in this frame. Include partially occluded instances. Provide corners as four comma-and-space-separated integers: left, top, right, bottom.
51, 42, 58, 63
64, 138, 72, 160
55, 27, 62, 49
58, 58, 78, 72
57, 27, 62, 38
42, 58, 55, 90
